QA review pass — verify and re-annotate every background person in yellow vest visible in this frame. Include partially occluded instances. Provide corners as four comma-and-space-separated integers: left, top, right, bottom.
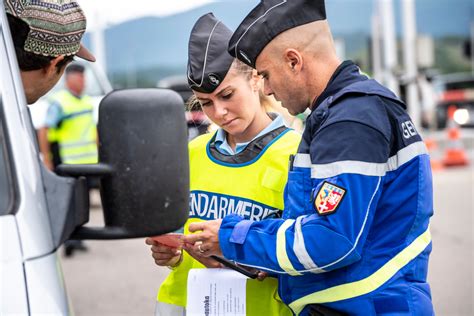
44, 127, 62, 171
145, 13, 301, 316
38, 63, 98, 257
38, 63, 98, 171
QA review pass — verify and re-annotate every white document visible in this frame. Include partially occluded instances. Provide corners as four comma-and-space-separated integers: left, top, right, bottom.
187, 268, 247, 316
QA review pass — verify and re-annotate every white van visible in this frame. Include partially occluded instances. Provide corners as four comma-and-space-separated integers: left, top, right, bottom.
0, 5, 189, 314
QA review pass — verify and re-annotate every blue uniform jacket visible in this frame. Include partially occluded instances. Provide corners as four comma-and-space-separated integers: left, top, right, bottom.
219, 61, 434, 315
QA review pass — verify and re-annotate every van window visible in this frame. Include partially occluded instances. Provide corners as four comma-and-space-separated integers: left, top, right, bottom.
0, 96, 15, 215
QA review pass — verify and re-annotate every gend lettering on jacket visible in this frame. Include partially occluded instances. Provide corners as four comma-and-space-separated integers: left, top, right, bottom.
218, 62, 434, 315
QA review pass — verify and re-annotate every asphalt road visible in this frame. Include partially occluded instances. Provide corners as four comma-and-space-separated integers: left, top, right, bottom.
61, 165, 474, 316
428, 166, 473, 316
60, 195, 168, 315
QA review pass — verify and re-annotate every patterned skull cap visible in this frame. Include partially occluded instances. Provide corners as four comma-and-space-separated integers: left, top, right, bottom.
5, 0, 95, 61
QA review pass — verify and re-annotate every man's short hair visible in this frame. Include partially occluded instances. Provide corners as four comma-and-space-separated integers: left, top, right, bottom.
5, 0, 95, 71
65, 63, 85, 74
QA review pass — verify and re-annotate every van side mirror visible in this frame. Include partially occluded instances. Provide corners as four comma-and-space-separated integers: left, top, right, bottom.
56, 89, 189, 239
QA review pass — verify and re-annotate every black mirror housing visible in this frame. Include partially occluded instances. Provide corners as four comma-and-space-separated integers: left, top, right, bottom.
59, 88, 189, 239
99, 88, 189, 237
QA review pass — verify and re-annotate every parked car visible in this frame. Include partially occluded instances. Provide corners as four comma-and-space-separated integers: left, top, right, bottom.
157, 75, 210, 140
431, 73, 474, 129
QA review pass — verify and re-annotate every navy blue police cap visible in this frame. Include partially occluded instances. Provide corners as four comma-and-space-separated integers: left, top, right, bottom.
228, 0, 326, 68
187, 13, 234, 93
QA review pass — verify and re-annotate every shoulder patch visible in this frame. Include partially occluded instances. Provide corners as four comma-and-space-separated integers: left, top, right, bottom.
314, 182, 346, 215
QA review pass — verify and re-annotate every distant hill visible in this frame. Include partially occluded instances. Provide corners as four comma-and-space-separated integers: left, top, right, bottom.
91, 0, 473, 80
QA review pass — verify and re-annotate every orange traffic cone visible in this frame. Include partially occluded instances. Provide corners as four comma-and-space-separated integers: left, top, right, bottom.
424, 138, 444, 171
442, 105, 469, 167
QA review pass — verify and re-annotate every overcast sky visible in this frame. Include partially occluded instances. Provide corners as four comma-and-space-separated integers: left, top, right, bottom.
79, 0, 216, 29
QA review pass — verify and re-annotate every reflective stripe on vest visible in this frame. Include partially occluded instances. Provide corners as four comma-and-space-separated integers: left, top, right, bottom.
51, 90, 98, 164
158, 129, 301, 316
288, 226, 432, 315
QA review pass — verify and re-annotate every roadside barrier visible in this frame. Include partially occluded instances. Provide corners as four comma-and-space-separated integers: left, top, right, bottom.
442, 105, 469, 167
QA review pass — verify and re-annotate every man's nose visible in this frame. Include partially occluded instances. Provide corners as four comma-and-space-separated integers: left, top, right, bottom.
263, 80, 273, 96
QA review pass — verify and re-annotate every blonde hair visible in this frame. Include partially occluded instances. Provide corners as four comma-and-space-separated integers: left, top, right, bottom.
187, 59, 254, 111
187, 95, 201, 111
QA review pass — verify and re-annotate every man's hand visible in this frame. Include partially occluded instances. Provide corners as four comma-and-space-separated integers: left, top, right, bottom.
256, 271, 268, 281
182, 219, 223, 257
182, 220, 269, 280
145, 238, 182, 267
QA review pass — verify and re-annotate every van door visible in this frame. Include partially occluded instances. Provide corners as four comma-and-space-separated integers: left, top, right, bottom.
0, 45, 28, 314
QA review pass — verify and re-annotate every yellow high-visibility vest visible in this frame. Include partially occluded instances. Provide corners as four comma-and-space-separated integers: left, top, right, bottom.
47, 127, 57, 143
51, 90, 98, 164
158, 127, 301, 315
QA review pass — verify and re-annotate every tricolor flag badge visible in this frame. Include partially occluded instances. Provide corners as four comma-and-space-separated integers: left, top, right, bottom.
314, 181, 346, 216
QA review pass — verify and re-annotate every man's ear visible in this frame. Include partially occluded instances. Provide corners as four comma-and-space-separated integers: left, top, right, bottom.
44, 55, 65, 75
284, 49, 303, 73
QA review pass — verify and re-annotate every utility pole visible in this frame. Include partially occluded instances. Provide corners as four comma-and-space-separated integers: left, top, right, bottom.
401, 0, 420, 128
380, 0, 400, 96
471, 20, 474, 75
371, 8, 383, 82
91, 12, 107, 76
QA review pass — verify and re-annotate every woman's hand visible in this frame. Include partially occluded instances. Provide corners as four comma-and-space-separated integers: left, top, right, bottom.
185, 243, 224, 268
145, 238, 182, 267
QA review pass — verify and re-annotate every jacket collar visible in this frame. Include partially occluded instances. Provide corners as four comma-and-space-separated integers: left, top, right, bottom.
311, 60, 364, 111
